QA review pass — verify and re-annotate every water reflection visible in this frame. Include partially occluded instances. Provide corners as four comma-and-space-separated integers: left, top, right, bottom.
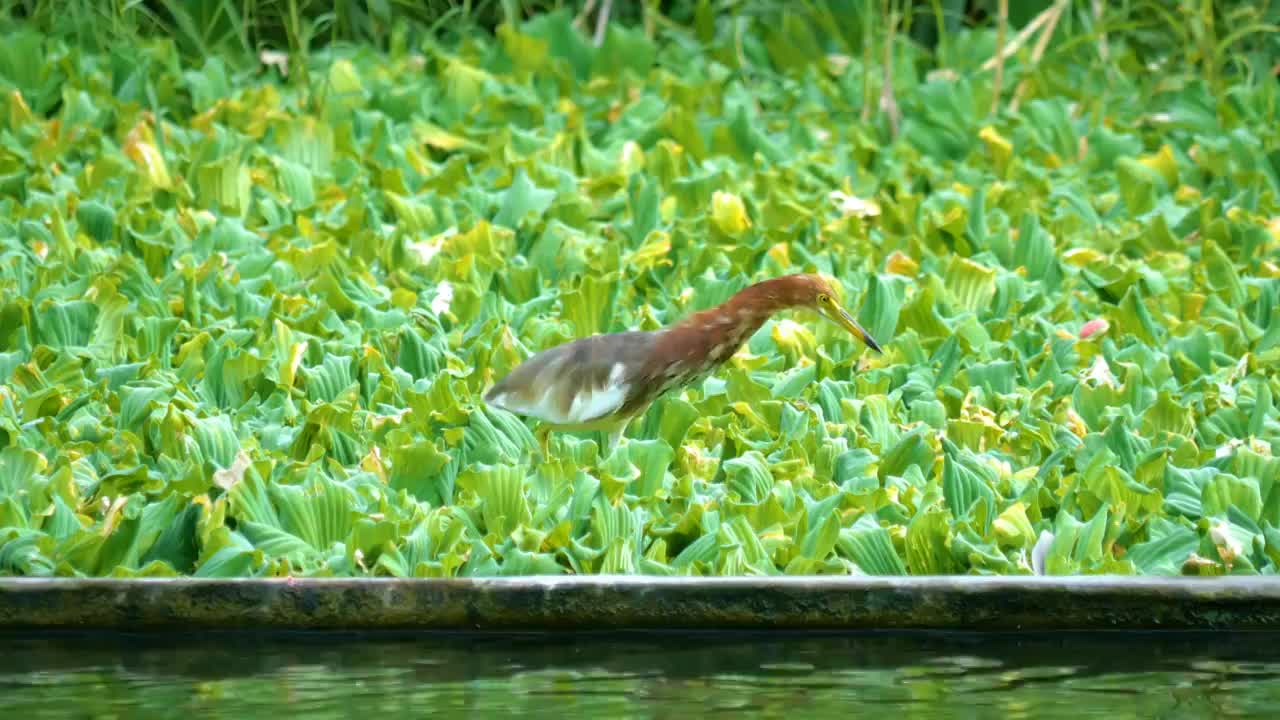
2, 631, 1279, 718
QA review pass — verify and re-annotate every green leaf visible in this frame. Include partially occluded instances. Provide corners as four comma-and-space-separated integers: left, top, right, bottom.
1115, 157, 1166, 215
494, 168, 556, 229
879, 427, 936, 481
458, 463, 530, 539
239, 522, 317, 564
76, 201, 116, 244
34, 300, 97, 350
272, 475, 356, 551
837, 515, 908, 575
857, 274, 903, 348
905, 508, 960, 574
596, 25, 656, 77
1202, 474, 1263, 523
1127, 519, 1197, 575
388, 435, 454, 505
274, 158, 316, 210
1248, 378, 1273, 438
941, 441, 997, 523
617, 439, 674, 497
722, 451, 773, 504
140, 501, 200, 573
1012, 211, 1056, 281
943, 256, 998, 315
1045, 508, 1110, 575
797, 510, 840, 563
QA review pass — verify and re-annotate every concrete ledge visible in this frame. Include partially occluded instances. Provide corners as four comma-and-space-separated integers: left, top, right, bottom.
4, 576, 1280, 632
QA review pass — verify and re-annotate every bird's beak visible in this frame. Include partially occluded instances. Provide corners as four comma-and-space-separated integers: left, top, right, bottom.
830, 306, 883, 354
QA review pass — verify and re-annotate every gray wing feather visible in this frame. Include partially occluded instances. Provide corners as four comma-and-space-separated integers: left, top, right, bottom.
484, 332, 657, 424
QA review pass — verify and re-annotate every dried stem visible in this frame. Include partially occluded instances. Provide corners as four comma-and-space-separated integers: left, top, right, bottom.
734, 13, 747, 70
990, 0, 1009, 116
880, 2, 901, 137
1092, 0, 1109, 61
593, 0, 613, 47
860, 5, 874, 122
1010, 0, 1067, 112
573, 0, 597, 31
980, 4, 1057, 72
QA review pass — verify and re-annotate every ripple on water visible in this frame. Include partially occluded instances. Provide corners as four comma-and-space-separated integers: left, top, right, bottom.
4, 633, 1280, 719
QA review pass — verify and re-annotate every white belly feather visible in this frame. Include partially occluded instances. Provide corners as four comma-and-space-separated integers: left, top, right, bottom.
487, 360, 633, 429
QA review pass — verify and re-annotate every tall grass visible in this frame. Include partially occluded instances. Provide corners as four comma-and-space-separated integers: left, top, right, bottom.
0, 0, 1276, 109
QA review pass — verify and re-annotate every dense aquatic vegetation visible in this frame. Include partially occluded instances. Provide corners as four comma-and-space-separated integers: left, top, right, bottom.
1, 2, 1279, 578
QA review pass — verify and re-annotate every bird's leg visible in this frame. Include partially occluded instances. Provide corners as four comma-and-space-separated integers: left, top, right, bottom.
604, 423, 626, 458
535, 424, 553, 464
602, 414, 636, 459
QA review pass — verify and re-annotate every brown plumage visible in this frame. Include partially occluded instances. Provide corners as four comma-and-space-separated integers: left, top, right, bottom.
484, 273, 882, 455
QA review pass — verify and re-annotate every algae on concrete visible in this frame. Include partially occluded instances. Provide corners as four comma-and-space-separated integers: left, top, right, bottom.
2, 576, 1280, 632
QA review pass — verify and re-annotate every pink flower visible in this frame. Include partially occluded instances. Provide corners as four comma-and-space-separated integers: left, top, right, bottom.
1079, 318, 1109, 339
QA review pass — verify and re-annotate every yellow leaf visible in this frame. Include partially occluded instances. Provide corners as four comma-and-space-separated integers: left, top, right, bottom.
1181, 292, 1206, 321
414, 121, 482, 152
443, 58, 494, 109
360, 446, 388, 482
979, 125, 1012, 177
766, 242, 791, 267
1138, 144, 1179, 187
328, 58, 363, 97
885, 251, 919, 276
619, 140, 645, 176
7, 89, 34, 129
659, 196, 677, 223
541, 519, 574, 552
391, 287, 418, 310
626, 231, 673, 271
770, 318, 816, 361
993, 502, 1034, 548
1061, 248, 1106, 267
1065, 407, 1088, 437
100, 495, 130, 537
497, 24, 549, 75
190, 100, 225, 134
123, 120, 172, 189
711, 190, 752, 236
729, 401, 768, 427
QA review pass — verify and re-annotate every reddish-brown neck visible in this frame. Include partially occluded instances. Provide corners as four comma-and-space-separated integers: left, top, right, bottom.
674, 278, 803, 332
657, 276, 816, 372
719, 275, 812, 317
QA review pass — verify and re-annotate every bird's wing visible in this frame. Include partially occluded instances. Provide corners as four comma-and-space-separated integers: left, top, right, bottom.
484, 332, 655, 426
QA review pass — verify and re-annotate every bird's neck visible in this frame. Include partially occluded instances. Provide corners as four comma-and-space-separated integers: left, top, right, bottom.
666, 280, 801, 365
721, 277, 803, 318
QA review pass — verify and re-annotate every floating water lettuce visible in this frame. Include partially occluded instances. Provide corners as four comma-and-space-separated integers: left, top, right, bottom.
0, 6, 1277, 579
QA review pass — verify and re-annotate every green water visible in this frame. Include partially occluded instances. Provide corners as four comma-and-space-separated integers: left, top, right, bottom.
3, 631, 1279, 718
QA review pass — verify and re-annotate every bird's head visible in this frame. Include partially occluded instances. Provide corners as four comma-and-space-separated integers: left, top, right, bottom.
793, 274, 883, 354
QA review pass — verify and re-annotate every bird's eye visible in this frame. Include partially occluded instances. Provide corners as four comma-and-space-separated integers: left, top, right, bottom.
818, 294, 830, 304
